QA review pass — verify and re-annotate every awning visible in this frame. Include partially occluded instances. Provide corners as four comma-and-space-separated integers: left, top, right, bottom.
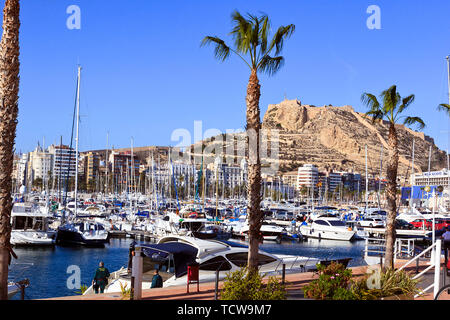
140, 242, 198, 278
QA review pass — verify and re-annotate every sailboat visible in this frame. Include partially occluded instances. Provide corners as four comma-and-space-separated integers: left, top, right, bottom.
55, 66, 109, 247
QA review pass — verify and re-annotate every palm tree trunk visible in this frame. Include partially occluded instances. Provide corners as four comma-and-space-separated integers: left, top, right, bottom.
0, 0, 20, 300
246, 69, 263, 271
385, 123, 398, 270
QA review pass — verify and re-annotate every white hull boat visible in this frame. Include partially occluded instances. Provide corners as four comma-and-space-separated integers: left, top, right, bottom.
300, 217, 356, 241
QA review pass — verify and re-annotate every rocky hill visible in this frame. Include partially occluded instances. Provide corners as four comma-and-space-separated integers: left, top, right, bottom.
261, 99, 446, 176
188, 99, 447, 177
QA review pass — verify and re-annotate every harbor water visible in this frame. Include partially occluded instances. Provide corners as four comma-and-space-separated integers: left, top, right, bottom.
8, 237, 367, 300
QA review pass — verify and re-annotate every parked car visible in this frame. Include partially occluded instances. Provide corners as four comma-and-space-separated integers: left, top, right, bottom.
410, 218, 449, 230
358, 218, 384, 228
395, 219, 414, 230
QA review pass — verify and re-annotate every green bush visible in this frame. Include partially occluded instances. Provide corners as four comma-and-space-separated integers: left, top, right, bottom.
220, 267, 287, 300
302, 262, 355, 300
350, 268, 421, 300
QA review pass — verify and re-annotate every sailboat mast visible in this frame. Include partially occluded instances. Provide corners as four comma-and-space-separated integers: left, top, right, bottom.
74, 66, 81, 218
365, 144, 368, 211
410, 139, 415, 210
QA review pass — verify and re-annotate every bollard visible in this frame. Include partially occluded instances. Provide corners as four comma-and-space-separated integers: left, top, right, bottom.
130, 276, 135, 300
282, 264, 286, 285
214, 270, 219, 300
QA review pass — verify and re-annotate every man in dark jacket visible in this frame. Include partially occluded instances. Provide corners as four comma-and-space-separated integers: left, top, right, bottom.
93, 261, 110, 294
151, 269, 163, 288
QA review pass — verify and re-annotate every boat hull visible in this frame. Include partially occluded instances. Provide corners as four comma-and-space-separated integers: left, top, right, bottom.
56, 229, 109, 247
300, 226, 355, 241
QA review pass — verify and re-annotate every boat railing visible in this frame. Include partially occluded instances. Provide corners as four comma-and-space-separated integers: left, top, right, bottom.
364, 237, 445, 298
363, 237, 417, 263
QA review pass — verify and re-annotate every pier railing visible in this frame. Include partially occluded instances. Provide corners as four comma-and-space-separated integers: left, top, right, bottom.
364, 237, 443, 299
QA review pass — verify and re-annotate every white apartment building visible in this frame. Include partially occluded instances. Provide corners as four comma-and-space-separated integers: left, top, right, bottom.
208, 158, 246, 190
297, 164, 319, 191
16, 153, 28, 186
411, 169, 450, 188
28, 145, 53, 183
48, 144, 77, 181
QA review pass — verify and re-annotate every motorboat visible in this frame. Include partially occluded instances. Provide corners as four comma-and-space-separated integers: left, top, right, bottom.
239, 221, 288, 242
300, 216, 356, 241
10, 202, 55, 246
84, 235, 320, 294
56, 220, 109, 247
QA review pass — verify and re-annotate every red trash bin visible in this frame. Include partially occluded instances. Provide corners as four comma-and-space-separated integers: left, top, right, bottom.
187, 262, 200, 293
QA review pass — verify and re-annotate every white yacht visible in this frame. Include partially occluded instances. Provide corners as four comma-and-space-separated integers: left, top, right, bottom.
239, 221, 287, 242
300, 216, 356, 241
84, 235, 320, 295
10, 203, 55, 246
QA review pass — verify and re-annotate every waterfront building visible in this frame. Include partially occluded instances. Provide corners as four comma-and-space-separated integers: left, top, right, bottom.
328, 171, 342, 192
296, 164, 319, 191
109, 151, 141, 191
16, 153, 28, 187
48, 144, 77, 183
209, 158, 245, 190
84, 152, 100, 186
27, 144, 53, 184
411, 169, 450, 188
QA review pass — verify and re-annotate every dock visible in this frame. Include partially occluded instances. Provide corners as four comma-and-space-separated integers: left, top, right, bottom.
42, 259, 439, 300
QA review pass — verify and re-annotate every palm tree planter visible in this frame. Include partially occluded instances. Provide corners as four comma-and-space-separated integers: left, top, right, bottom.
202, 11, 295, 270
361, 85, 425, 270
0, 0, 20, 300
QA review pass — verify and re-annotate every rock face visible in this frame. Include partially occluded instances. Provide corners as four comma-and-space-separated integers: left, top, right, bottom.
188, 99, 447, 178
262, 99, 447, 176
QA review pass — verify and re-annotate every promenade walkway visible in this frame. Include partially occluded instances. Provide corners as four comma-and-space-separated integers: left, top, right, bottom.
44, 259, 440, 301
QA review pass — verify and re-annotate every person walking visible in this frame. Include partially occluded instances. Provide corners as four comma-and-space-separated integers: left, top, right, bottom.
92, 261, 110, 294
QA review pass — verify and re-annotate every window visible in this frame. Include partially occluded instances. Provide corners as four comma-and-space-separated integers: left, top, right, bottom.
314, 220, 328, 226
199, 256, 232, 271
328, 220, 346, 227
226, 252, 277, 267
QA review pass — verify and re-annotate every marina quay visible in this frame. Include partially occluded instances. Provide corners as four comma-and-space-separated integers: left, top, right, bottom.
2, 1, 450, 310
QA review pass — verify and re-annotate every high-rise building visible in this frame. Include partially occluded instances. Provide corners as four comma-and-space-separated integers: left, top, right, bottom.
297, 164, 319, 191
85, 152, 100, 185
48, 144, 77, 189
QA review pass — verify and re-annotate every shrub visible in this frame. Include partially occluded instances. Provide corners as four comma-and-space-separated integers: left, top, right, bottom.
220, 267, 287, 300
351, 268, 421, 300
302, 262, 355, 300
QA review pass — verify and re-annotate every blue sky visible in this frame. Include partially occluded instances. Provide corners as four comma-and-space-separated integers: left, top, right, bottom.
12, 0, 450, 154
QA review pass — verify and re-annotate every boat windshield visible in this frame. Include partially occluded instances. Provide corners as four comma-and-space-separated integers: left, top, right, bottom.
328, 220, 346, 227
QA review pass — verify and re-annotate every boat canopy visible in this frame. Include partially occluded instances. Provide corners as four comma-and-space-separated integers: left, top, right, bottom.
141, 242, 198, 278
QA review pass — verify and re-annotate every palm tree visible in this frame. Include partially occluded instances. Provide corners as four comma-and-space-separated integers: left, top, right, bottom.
0, 0, 20, 300
202, 11, 295, 270
361, 85, 425, 270
437, 103, 450, 117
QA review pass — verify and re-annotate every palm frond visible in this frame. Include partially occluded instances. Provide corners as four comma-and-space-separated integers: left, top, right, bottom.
403, 116, 425, 130
267, 24, 296, 56
200, 36, 231, 62
438, 103, 450, 117
361, 93, 381, 111
230, 10, 253, 56
397, 94, 415, 115
380, 85, 400, 117
258, 14, 270, 55
258, 55, 285, 76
